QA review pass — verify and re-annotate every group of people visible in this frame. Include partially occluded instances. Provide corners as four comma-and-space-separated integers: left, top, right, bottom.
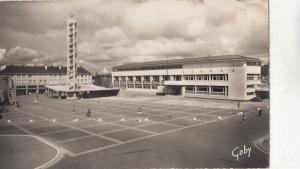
237, 101, 264, 124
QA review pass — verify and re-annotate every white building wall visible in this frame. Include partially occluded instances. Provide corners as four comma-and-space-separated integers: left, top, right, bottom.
112, 60, 261, 100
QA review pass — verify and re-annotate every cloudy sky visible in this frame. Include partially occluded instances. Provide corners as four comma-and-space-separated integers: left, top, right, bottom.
0, 0, 268, 73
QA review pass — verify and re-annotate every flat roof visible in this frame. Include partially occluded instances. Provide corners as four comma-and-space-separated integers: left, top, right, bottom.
0, 65, 91, 75
113, 55, 261, 70
45, 85, 116, 92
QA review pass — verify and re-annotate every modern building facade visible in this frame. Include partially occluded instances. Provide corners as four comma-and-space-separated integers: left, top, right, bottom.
0, 65, 92, 95
112, 55, 261, 100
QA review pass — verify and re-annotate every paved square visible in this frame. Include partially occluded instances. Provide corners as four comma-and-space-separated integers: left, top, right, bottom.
59, 136, 117, 154
165, 118, 206, 126
66, 119, 103, 128
116, 118, 155, 127
103, 129, 153, 142
27, 124, 71, 134
138, 123, 182, 133
41, 129, 89, 142
81, 124, 123, 134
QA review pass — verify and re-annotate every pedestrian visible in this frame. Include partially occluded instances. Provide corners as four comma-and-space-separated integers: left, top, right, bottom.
16, 102, 20, 108
34, 99, 38, 104
137, 106, 142, 114
258, 108, 263, 117
237, 100, 240, 110
242, 111, 246, 122
86, 108, 91, 117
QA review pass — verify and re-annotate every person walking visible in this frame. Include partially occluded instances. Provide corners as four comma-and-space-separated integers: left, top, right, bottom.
258, 107, 263, 117
242, 111, 246, 123
137, 106, 142, 114
86, 108, 91, 117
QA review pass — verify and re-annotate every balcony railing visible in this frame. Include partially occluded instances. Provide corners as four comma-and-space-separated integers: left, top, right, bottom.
152, 81, 160, 85
135, 81, 142, 84
195, 91, 209, 95
120, 80, 126, 84
113, 81, 119, 84
210, 92, 227, 96
143, 80, 151, 84
127, 81, 134, 84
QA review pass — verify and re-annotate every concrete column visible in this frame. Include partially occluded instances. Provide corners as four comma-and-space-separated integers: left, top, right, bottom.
170, 75, 174, 81
181, 86, 185, 97
209, 86, 211, 95
26, 85, 28, 95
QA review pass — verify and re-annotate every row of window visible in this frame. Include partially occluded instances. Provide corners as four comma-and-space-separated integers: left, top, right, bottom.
16, 79, 91, 85
185, 86, 229, 96
114, 74, 229, 82
247, 74, 261, 81
15, 74, 89, 78
114, 84, 158, 89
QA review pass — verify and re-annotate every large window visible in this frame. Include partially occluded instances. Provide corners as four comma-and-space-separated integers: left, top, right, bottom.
174, 75, 181, 81
211, 86, 226, 96
184, 75, 195, 81
196, 86, 209, 95
185, 86, 194, 94
152, 76, 159, 82
210, 74, 226, 81
247, 85, 254, 88
163, 75, 170, 81
135, 76, 142, 82
196, 75, 209, 81
143, 84, 151, 89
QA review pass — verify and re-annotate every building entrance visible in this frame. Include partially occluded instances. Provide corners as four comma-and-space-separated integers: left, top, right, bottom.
166, 86, 182, 95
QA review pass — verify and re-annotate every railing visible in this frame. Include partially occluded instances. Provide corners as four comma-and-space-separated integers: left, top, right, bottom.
143, 80, 151, 84
185, 90, 195, 94
120, 80, 126, 84
135, 81, 142, 84
152, 81, 160, 85
195, 91, 209, 95
127, 81, 134, 84
210, 92, 227, 96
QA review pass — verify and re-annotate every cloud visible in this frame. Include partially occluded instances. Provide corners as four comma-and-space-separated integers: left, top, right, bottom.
1, 46, 65, 66
0, 48, 6, 61
0, 0, 269, 73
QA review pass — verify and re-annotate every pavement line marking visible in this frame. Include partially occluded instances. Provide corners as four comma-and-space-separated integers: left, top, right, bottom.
28, 101, 222, 136
73, 108, 260, 157
18, 96, 259, 157
14, 107, 123, 144
73, 112, 244, 156
39, 128, 76, 136
23, 101, 180, 136
0, 134, 62, 169
55, 135, 94, 144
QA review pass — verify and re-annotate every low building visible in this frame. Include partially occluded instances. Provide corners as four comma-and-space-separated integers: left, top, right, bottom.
93, 73, 112, 88
112, 55, 262, 100
0, 75, 16, 104
0, 65, 92, 95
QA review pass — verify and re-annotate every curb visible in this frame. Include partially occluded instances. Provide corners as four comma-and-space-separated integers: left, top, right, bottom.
0, 134, 62, 169
254, 135, 269, 155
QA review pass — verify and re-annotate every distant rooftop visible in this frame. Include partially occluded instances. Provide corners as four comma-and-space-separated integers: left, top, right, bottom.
0, 65, 91, 75
113, 55, 261, 70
